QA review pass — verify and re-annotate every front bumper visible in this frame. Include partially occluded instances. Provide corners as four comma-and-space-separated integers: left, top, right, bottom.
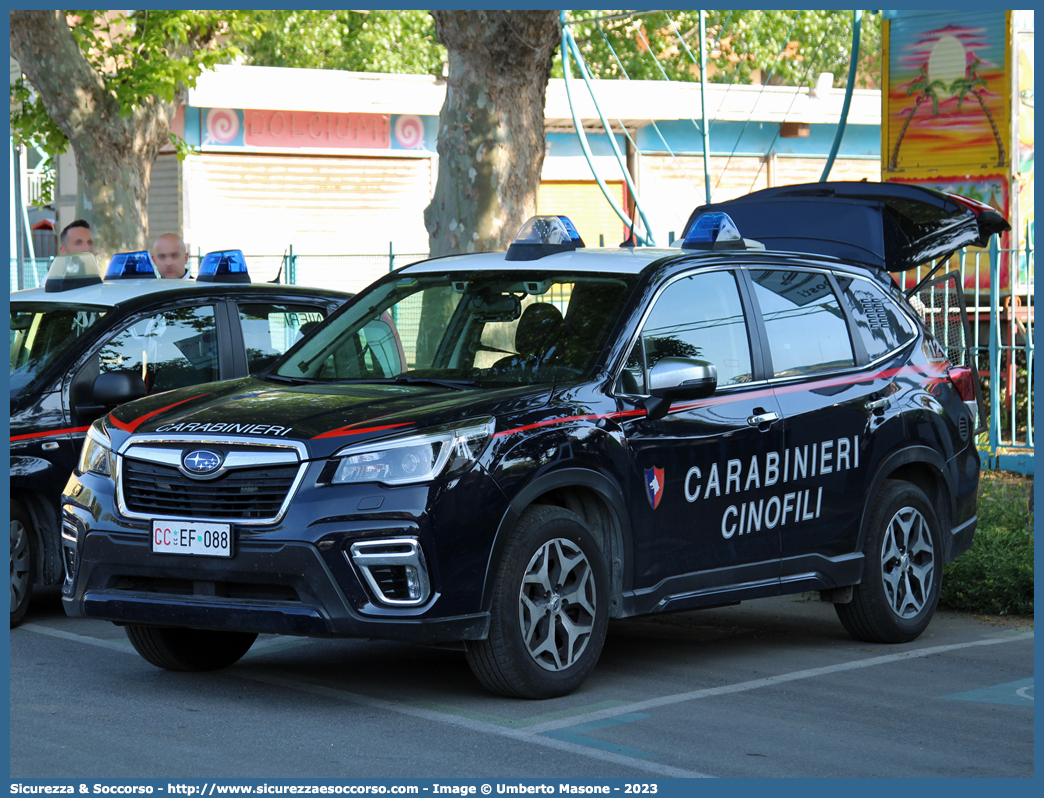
63, 530, 488, 642
61, 464, 508, 644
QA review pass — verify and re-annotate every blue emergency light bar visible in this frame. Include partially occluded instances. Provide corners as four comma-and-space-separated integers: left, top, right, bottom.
506, 216, 586, 261
197, 249, 251, 283
681, 212, 743, 248
105, 251, 158, 280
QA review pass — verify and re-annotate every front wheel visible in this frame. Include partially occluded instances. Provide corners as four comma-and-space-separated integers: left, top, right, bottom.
10, 501, 35, 627
125, 625, 258, 671
466, 505, 609, 699
836, 480, 942, 643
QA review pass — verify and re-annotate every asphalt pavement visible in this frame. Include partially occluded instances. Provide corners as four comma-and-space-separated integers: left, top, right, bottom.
10, 586, 1034, 779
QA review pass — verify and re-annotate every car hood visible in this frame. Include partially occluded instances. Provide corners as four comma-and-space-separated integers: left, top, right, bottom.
104, 377, 553, 459
683, 181, 1011, 272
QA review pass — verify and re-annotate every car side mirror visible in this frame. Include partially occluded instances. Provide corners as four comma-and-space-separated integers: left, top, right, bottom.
643, 358, 717, 421
92, 372, 147, 407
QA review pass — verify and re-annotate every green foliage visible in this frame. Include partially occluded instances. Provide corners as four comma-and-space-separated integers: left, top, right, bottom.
940, 474, 1034, 615
10, 9, 254, 191
557, 10, 881, 89
234, 10, 445, 75
10, 80, 66, 205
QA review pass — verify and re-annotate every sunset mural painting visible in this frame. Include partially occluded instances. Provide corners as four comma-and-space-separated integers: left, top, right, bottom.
882, 10, 1016, 291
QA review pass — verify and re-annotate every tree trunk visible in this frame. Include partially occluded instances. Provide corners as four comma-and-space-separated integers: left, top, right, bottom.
424, 10, 561, 258
10, 10, 182, 263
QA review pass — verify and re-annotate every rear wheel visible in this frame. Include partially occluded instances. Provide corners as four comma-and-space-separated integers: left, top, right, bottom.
125, 625, 258, 671
10, 501, 35, 626
466, 505, 609, 699
837, 480, 942, 643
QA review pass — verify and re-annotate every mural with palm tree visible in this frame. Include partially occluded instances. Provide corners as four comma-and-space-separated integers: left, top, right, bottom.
889, 62, 946, 170
949, 56, 1007, 167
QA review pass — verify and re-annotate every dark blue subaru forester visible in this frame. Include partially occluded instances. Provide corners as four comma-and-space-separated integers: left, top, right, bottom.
60, 183, 1008, 698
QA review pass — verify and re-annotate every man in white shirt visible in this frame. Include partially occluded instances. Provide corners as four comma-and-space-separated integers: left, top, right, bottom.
152, 233, 192, 279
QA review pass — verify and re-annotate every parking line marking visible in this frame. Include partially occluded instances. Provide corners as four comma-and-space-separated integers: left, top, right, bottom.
542, 713, 656, 759
409, 699, 631, 729
526, 633, 1035, 733
19, 623, 135, 653
943, 678, 1034, 707
236, 669, 709, 779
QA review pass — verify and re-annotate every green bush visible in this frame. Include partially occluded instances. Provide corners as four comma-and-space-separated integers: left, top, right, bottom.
940, 473, 1034, 615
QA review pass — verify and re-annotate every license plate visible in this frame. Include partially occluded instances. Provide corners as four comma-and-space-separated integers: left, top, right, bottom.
152, 520, 232, 557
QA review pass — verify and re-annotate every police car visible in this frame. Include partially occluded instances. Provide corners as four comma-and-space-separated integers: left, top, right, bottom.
10, 251, 349, 624
60, 183, 1008, 698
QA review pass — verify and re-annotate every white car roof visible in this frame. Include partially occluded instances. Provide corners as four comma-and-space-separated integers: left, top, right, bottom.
11, 278, 208, 308
400, 247, 685, 275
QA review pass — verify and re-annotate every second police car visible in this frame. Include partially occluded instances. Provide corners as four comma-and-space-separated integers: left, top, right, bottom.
10, 251, 350, 624
60, 183, 1008, 698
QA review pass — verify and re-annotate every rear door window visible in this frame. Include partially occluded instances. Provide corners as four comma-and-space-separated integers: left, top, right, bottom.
749, 269, 855, 378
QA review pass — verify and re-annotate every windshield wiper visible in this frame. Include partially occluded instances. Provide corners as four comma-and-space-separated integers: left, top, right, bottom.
389, 376, 476, 390
265, 374, 324, 386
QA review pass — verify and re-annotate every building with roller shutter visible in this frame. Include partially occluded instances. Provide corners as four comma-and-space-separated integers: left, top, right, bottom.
54, 65, 881, 279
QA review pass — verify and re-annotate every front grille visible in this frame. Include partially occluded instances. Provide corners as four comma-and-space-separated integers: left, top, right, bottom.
121, 458, 299, 520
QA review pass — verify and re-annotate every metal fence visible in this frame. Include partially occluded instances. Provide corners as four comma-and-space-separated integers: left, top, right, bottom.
898, 240, 1034, 475
10, 241, 1034, 473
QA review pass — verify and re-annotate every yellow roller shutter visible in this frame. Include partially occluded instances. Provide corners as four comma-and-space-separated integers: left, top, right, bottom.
538, 181, 626, 247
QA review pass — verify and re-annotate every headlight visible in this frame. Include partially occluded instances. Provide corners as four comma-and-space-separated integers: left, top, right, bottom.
77, 420, 113, 477
331, 418, 494, 486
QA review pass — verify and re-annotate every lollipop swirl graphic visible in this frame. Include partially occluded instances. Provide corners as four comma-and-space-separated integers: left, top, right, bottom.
394, 115, 425, 149
205, 109, 241, 144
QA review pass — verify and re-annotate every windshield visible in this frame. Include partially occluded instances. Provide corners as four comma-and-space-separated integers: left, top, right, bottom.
272, 270, 638, 387
10, 303, 109, 396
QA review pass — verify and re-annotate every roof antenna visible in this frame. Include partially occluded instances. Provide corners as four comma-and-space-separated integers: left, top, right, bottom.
269, 247, 288, 284
620, 207, 637, 248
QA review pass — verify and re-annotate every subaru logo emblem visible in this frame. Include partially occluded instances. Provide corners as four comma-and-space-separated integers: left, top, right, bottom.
183, 449, 223, 475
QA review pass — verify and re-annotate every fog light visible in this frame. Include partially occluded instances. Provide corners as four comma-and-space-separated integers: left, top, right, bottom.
348, 538, 431, 606
405, 566, 421, 600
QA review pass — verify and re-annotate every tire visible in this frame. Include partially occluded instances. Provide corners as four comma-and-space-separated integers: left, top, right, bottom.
10, 500, 35, 627
125, 624, 258, 671
466, 505, 609, 699
837, 480, 943, 643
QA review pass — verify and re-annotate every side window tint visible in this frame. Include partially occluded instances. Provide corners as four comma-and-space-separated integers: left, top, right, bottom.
640, 271, 752, 387
750, 270, 855, 377
98, 305, 219, 395
838, 279, 915, 361
237, 303, 327, 372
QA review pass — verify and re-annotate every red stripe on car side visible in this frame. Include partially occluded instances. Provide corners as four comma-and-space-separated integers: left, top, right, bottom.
489, 362, 950, 441
108, 393, 212, 434
10, 425, 91, 442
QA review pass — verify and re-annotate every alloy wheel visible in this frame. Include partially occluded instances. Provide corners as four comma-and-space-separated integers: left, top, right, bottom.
517, 537, 597, 672
880, 506, 935, 619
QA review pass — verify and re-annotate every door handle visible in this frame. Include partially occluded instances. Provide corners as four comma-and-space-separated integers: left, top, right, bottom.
747, 411, 779, 427
865, 397, 891, 413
